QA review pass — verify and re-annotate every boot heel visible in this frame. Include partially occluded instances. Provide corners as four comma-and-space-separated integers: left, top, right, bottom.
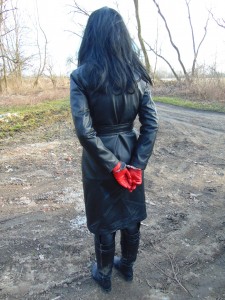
114, 256, 133, 281
92, 263, 111, 292
115, 228, 140, 282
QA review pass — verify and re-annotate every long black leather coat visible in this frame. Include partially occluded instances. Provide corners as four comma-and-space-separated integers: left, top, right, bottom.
70, 66, 158, 235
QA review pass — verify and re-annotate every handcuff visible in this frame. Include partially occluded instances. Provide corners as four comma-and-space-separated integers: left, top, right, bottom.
114, 162, 141, 172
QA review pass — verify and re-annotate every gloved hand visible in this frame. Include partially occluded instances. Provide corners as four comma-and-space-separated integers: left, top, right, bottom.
128, 167, 142, 185
129, 182, 137, 193
112, 162, 132, 190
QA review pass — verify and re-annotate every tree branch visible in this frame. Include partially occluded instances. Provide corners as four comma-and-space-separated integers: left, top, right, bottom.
69, 1, 90, 16
185, 0, 210, 76
33, 0, 48, 86
0, 7, 17, 16
144, 40, 180, 81
192, 13, 210, 76
0, 27, 15, 37
210, 11, 225, 29
133, 0, 151, 74
64, 29, 82, 39
152, 0, 189, 81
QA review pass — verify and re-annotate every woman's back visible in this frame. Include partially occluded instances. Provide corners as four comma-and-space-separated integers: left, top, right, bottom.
71, 66, 148, 128
70, 6, 158, 293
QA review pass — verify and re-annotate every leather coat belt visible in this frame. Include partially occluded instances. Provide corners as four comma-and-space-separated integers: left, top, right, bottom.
94, 122, 133, 135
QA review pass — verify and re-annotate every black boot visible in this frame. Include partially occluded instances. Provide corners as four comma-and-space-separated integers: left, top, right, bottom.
114, 229, 140, 281
92, 236, 115, 292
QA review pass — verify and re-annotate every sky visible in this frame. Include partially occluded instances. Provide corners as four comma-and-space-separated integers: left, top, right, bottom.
17, 0, 225, 76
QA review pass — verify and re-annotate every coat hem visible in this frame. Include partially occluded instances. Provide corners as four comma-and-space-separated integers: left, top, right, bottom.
87, 214, 147, 235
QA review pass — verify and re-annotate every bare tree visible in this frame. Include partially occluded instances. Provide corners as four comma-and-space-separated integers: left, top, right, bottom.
33, 0, 48, 87
10, 1, 22, 79
0, 0, 13, 91
0, 0, 31, 92
152, 19, 159, 81
70, 1, 89, 17
45, 58, 57, 88
133, 0, 151, 74
150, 0, 210, 82
5, 0, 30, 81
0, 0, 25, 91
185, 0, 210, 77
144, 40, 180, 81
0, 0, 16, 37
66, 0, 90, 39
66, 1, 90, 67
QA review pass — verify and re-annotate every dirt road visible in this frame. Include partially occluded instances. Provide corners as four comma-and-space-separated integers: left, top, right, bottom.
0, 103, 225, 300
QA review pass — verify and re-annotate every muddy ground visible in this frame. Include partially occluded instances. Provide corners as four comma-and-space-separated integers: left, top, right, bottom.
0, 103, 225, 300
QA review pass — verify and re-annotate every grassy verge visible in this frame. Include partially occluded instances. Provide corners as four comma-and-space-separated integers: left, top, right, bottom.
1, 96, 224, 139
0, 98, 70, 139
154, 97, 225, 113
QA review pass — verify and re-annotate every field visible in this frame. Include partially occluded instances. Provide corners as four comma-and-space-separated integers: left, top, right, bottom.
0, 89, 225, 299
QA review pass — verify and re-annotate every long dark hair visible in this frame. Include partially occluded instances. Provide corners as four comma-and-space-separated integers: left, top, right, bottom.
78, 7, 152, 94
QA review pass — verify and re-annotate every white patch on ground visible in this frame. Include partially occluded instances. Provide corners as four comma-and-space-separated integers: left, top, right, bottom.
70, 215, 87, 230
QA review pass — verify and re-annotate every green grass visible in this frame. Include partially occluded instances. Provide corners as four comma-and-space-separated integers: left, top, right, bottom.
0, 98, 71, 139
0, 96, 224, 139
0, 98, 70, 114
154, 96, 225, 113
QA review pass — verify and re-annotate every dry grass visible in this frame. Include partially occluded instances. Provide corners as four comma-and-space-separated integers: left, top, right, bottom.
191, 77, 225, 102
0, 88, 69, 107
1, 75, 224, 109
0, 76, 70, 107
154, 77, 225, 103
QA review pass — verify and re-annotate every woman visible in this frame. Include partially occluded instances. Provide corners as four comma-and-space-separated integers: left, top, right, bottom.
70, 7, 158, 292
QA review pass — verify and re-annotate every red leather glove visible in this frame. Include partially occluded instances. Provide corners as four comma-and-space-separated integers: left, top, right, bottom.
129, 182, 137, 192
112, 162, 132, 190
128, 167, 142, 185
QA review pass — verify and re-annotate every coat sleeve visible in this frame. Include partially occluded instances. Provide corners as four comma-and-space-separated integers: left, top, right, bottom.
70, 71, 119, 172
130, 84, 159, 170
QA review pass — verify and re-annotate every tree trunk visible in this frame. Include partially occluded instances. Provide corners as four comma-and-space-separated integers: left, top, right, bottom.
133, 0, 151, 74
